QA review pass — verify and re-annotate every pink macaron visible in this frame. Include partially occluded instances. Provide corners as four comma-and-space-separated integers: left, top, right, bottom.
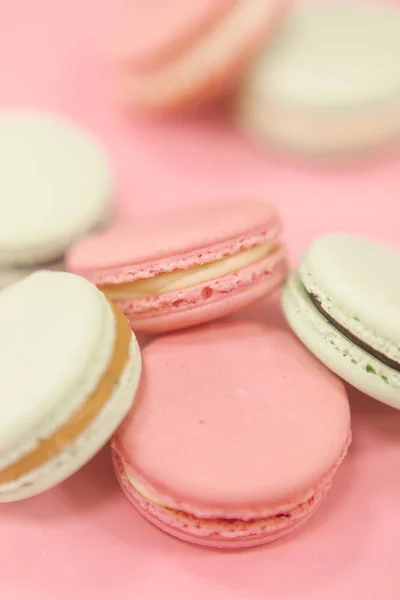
66, 200, 287, 333
112, 0, 288, 112
112, 321, 351, 548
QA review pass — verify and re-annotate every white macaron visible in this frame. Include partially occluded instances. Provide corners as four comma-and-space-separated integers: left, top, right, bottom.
0, 110, 113, 283
0, 270, 141, 502
237, 1, 400, 156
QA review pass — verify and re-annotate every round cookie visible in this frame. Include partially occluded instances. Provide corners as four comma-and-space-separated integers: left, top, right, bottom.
237, 1, 400, 156
113, 321, 351, 548
0, 271, 141, 502
113, 0, 288, 112
0, 110, 112, 271
67, 200, 287, 333
283, 234, 400, 409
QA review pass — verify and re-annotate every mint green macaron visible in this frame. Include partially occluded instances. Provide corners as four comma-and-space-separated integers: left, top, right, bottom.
282, 234, 400, 409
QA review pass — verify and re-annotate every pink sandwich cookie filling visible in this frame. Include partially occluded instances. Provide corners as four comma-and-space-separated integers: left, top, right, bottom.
67, 201, 287, 332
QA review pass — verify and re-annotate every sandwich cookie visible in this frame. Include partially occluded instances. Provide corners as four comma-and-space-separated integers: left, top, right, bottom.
0, 271, 141, 502
0, 110, 113, 287
113, 0, 288, 112
283, 234, 400, 409
113, 322, 351, 548
67, 200, 287, 333
237, 1, 400, 156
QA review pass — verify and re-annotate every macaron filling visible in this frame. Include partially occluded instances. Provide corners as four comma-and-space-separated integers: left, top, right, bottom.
308, 292, 400, 372
0, 304, 131, 484
123, 462, 323, 544
99, 243, 276, 301
298, 267, 400, 372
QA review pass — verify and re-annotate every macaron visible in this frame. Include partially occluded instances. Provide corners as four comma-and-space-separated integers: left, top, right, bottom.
113, 0, 287, 112
283, 234, 400, 410
112, 321, 351, 548
237, 1, 400, 156
0, 270, 141, 502
67, 200, 287, 333
0, 110, 113, 287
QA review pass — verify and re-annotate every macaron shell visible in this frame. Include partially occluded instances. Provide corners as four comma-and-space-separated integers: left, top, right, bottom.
0, 258, 65, 290
282, 271, 400, 410
0, 110, 112, 265
0, 335, 141, 502
244, 1, 400, 109
237, 1, 400, 155
0, 271, 112, 454
113, 0, 237, 67
67, 200, 278, 274
118, 0, 287, 112
237, 90, 400, 156
300, 234, 400, 347
115, 322, 350, 516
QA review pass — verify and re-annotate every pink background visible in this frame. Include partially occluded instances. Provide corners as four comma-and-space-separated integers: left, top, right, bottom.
1, 0, 400, 598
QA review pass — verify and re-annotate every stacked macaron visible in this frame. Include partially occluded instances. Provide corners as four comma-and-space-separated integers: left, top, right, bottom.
0, 110, 113, 288
112, 0, 400, 158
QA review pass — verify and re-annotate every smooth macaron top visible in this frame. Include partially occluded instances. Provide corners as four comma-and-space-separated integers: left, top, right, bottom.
115, 321, 350, 518
115, 0, 237, 67
299, 234, 400, 349
0, 271, 114, 457
0, 110, 112, 265
67, 200, 278, 276
247, 1, 400, 109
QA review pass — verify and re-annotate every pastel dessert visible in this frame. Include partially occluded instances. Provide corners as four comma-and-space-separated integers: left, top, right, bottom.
237, 1, 400, 156
67, 200, 287, 333
0, 110, 112, 287
0, 271, 141, 502
283, 234, 400, 409
113, 321, 351, 548
113, 0, 288, 112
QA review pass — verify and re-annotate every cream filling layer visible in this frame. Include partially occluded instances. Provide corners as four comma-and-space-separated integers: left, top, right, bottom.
299, 266, 400, 365
127, 471, 165, 507
101, 244, 274, 300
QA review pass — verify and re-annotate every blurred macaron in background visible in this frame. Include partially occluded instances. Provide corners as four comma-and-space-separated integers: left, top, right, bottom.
236, 1, 400, 158
111, 0, 289, 113
0, 110, 113, 288
110, 0, 400, 161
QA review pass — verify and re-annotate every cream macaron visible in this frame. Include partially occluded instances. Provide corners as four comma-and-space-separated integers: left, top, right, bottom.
0, 270, 141, 502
